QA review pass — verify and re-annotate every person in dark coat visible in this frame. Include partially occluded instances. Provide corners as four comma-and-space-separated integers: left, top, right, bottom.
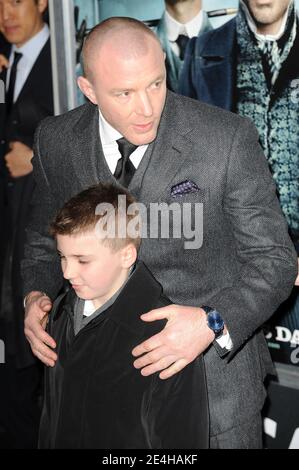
0, 0, 53, 448
38, 183, 209, 449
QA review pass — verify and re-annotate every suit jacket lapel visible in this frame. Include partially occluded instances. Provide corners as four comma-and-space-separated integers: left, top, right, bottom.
0, 67, 7, 110
0, 44, 10, 122
196, 19, 237, 111
0, 66, 8, 140
0, 43, 11, 79
0, 67, 7, 91
71, 102, 110, 188
139, 91, 202, 204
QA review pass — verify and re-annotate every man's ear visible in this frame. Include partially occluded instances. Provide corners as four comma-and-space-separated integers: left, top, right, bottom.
37, 0, 49, 15
77, 76, 98, 105
121, 244, 137, 269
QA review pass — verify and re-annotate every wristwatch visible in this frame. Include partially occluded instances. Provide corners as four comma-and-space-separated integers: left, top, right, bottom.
201, 306, 225, 339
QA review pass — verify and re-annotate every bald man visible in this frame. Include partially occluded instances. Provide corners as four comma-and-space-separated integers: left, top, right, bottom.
22, 17, 297, 449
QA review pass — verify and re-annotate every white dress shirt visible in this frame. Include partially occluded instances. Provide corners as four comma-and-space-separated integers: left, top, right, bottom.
83, 300, 97, 317
164, 9, 203, 56
6, 23, 50, 102
99, 109, 148, 173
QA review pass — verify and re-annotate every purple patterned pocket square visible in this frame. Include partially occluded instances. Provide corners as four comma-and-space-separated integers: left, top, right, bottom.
171, 180, 200, 198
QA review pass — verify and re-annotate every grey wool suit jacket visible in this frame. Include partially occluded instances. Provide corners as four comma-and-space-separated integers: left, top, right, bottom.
22, 91, 297, 438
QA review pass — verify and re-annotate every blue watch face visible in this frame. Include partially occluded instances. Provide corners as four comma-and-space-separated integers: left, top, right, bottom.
207, 310, 224, 333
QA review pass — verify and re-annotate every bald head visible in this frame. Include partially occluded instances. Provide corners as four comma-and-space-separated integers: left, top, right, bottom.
77, 16, 167, 146
82, 17, 163, 82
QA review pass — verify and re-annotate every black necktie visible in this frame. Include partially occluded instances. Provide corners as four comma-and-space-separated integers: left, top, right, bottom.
6, 52, 23, 115
176, 34, 189, 60
114, 137, 137, 187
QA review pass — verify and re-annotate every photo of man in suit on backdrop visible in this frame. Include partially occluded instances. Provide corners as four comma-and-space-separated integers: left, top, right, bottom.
156, 0, 212, 92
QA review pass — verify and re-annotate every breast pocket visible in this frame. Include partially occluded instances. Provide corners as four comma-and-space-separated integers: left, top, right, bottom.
166, 188, 209, 205
142, 189, 209, 250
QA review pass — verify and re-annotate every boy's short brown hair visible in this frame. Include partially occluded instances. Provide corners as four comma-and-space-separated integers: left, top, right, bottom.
50, 183, 141, 251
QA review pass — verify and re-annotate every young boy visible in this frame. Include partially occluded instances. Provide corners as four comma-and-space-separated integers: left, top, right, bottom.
38, 183, 209, 449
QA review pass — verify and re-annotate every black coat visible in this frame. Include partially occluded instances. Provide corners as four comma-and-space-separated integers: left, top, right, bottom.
39, 261, 209, 449
0, 39, 53, 367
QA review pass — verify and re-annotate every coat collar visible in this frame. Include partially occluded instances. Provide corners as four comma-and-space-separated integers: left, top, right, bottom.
71, 101, 106, 188
188, 18, 237, 111
197, 17, 236, 59
271, 20, 299, 95
54, 261, 166, 336
138, 90, 206, 204
0, 43, 11, 93
106, 260, 165, 335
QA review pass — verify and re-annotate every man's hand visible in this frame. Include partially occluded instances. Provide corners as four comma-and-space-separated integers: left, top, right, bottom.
0, 54, 9, 72
132, 305, 215, 380
24, 291, 57, 367
295, 258, 299, 286
5, 141, 34, 178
